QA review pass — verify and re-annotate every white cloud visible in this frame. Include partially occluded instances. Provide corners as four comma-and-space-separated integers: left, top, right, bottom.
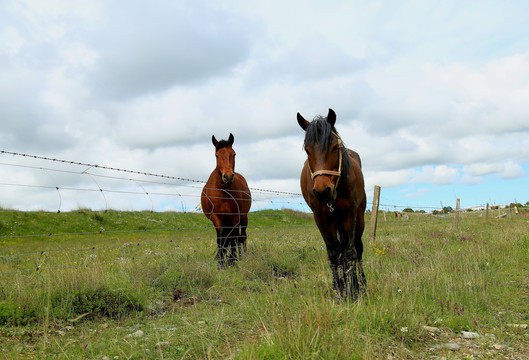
463, 163, 503, 177
405, 188, 432, 199
1, 0, 529, 210
412, 166, 460, 186
364, 169, 414, 190
499, 160, 525, 179
0, 27, 25, 55
460, 174, 483, 186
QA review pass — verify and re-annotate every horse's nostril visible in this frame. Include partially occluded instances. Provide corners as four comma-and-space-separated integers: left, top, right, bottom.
313, 187, 332, 201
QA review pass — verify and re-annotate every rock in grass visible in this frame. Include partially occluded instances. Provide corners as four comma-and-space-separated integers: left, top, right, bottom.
445, 343, 460, 350
423, 325, 441, 333
433, 343, 460, 351
461, 331, 479, 339
506, 324, 528, 329
131, 330, 144, 338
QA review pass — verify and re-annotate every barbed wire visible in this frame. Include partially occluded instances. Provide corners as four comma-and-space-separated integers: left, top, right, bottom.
1, 150, 516, 212
377, 202, 442, 211
0, 150, 451, 213
0, 150, 302, 196
0, 150, 204, 183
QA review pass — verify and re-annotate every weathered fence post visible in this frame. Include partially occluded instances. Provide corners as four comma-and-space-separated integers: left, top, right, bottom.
455, 198, 460, 229
486, 203, 489, 221
369, 185, 381, 243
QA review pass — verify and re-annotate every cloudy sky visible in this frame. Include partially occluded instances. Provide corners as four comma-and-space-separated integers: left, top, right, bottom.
1, 0, 528, 212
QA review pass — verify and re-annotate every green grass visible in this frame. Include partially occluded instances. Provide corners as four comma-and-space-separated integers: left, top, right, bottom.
0, 209, 528, 359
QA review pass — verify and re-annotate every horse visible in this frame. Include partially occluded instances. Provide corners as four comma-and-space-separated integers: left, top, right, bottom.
201, 133, 252, 268
297, 108, 367, 300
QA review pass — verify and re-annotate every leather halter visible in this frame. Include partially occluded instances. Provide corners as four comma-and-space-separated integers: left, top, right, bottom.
308, 132, 344, 189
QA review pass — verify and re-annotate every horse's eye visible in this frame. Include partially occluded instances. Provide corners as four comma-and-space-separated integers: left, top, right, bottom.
332, 145, 339, 152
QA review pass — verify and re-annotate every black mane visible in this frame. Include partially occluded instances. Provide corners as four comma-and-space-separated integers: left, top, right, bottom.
303, 116, 334, 151
303, 116, 351, 180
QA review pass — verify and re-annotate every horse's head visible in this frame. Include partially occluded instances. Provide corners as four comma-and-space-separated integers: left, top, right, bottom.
212, 133, 236, 185
297, 108, 343, 203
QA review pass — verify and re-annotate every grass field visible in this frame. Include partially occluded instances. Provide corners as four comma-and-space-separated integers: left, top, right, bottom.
1, 208, 528, 359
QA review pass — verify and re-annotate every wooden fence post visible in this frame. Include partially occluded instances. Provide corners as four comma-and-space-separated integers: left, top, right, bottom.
486, 203, 489, 221
369, 185, 381, 243
455, 198, 460, 229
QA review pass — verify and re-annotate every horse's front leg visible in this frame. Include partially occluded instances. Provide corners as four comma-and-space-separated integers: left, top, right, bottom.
344, 258, 359, 300
227, 225, 239, 265
216, 230, 227, 269
238, 215, 248, 258
355, 206, 367, 291
323, 245, 346, 299
316, 217, 345, 298
211, 215, 227, 269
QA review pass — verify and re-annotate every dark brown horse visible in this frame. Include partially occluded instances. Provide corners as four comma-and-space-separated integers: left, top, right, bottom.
297, 109, 367, 300
201, 133, 252, 268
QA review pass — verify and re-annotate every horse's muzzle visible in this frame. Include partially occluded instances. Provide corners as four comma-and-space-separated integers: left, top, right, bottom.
313, 185, 335, 203
222, 173, 235, 185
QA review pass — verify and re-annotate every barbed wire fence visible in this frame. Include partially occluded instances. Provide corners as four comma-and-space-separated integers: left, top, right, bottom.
1, 150, 516, 277
0, 150, 324, 276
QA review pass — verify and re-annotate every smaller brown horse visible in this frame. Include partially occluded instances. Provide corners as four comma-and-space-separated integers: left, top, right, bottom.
201, 133, 252, 268
297, 109, 367, 300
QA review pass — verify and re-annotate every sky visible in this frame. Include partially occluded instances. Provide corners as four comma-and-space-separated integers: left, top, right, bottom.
1, 0, 528, 213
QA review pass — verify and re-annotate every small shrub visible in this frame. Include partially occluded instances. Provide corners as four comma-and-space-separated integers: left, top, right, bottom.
0, 300, 38, 325
53, 287, 143, 320
91, 213, 105, 224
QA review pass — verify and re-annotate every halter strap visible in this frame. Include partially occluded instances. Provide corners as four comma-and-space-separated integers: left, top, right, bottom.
308, 132, 344, 187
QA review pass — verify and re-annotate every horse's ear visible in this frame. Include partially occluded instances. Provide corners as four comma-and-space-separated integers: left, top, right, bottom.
327, 108, 336, 127
228, 133, 234, 146
212, 135, 218, 147
297, 112, 310, 131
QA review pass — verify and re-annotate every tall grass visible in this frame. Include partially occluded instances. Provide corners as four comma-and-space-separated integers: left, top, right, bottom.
1, 209, 528, 358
